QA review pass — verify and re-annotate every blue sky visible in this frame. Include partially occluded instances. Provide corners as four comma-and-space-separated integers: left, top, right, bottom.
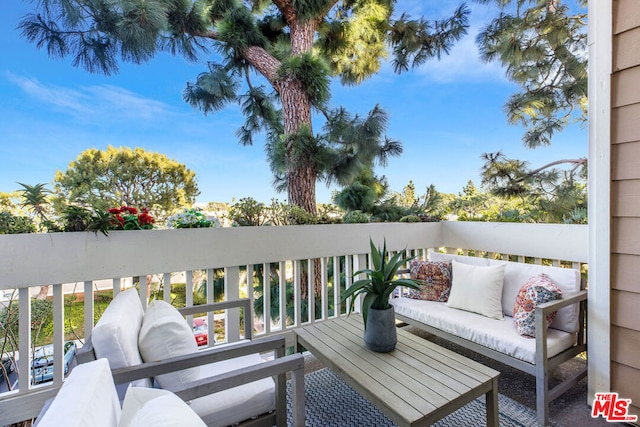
0, 1, 587, 205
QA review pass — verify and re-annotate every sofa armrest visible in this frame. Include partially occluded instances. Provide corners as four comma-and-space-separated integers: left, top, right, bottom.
536, 290, 587, 317
534, 290, 587, 363
110, 334, 287, 386
174, 353, 306, 427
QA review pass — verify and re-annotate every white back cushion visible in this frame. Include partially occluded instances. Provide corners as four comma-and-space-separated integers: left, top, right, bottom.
138, 300, 200, 391
92, 288, 151, 398
446, 261, 506, 320
37, 358, 120, 427
429, 252, 490, 266
120, 387, 206, 427
490, 260, 581, 333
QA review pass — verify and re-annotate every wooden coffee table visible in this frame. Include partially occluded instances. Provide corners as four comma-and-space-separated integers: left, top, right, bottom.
295, 315, 499, 427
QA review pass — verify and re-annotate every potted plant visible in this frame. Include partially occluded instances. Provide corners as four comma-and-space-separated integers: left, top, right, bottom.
342, 238, 422, 352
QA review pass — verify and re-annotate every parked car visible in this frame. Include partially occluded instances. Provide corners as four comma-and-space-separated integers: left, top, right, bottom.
31, 341, 76, 384
1, 355, 14, 376
193, 318, 208, 347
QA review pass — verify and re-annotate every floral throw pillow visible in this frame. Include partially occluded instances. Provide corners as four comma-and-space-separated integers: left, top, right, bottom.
513, 274, 563, 338
407, 260, 452, 302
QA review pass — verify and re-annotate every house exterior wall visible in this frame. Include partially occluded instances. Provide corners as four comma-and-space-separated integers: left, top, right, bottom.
611, 0, 640, 418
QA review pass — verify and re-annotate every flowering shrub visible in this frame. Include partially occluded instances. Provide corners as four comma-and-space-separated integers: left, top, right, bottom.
166, 209, 219, 229
107, 206, 154, 230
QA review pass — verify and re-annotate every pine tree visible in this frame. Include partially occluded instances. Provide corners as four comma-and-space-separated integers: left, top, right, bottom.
475, 0, 587, 148
19, 0, 469, 214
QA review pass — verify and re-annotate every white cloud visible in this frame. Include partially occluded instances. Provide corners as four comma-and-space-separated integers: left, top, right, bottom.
415, 31, 506, 84
6, 73, 175, 122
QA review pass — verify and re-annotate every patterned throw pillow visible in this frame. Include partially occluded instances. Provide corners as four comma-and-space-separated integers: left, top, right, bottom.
407, 260, 452, 302
513, 274, 563, 338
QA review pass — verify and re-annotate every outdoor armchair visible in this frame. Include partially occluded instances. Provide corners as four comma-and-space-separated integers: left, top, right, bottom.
76, 289, 305, 427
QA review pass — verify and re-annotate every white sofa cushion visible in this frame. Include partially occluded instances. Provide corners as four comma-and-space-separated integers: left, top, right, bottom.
190, 353, 276, 427
120, 387, 205, 427
429, 252, 490, 266
490, 260, 581, 333
92, 288, 151, 399
138, 300, 200, 391
36, 358, 121, 427
391, 297, 577, 364
446, 261, 506, 320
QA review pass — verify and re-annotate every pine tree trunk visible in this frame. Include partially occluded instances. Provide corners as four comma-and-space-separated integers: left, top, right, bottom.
280, 73, 315, 214
280, 18, 318, 215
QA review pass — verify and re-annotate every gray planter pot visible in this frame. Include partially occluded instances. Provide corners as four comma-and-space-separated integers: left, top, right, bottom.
363, 306, 397, 352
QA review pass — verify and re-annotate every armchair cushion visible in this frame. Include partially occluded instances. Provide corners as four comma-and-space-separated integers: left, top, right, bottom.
120, 387, 205, 427
191, 353, 276, 427
138, 300, 200, 391
92, 288, 151, 399
36, 358, 121, 427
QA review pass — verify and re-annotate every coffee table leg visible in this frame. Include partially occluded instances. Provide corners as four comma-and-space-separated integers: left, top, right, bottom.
486, 377, 499, 427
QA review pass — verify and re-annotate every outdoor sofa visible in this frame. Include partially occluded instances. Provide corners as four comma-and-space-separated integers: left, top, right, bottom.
391, 253, 587, 426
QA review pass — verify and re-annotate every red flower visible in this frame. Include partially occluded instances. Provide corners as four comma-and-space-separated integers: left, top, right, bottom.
108, 208, 121, 214
138, 213, 154, 225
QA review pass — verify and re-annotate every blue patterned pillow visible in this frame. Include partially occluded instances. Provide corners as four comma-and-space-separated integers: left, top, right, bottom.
513, 274, 563, 338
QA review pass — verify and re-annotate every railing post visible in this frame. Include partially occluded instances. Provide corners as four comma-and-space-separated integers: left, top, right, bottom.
206, 269, 215, 345
333, 256, 341, 318
293, 260, 302, 327
263, 263, 271, 335
53, 284, 64, 384
353, 253, 368, 313
307, 259, 315, 324
225, 266, 241, 342
163, 273, 172, 304
83, 280, 93, 343
112, 278, 121, 297
321, 257, 329, 320
18, 287, 31, 393
279, 261, 287, 331
185, 270, 194, 332
343, 255, 353, 317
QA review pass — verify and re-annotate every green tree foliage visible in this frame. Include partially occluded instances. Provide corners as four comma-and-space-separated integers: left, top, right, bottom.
228, 197, 268, 226
20, 0, 470, 214
17, 182, 51, 222
333, 167, 387, 212
475, 0, 587, 148
398, 180, 417, 208
480, 152, 587, 222
413, 184, 452, 221
52, 146, 199, 220
0, 298, 53, 351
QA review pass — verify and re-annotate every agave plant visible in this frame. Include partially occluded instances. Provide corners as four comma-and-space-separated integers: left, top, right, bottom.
342, 238, 422, 328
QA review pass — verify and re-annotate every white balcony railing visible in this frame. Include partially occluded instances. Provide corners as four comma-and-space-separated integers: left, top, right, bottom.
0, 221, 588, 424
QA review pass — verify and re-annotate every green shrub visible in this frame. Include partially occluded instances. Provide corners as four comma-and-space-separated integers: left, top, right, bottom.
399, 214, 421, 223
343, 210, 371, 223
0, 212, 36, 234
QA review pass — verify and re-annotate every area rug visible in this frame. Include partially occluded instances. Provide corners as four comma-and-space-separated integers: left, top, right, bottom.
287, 368, 542, 427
